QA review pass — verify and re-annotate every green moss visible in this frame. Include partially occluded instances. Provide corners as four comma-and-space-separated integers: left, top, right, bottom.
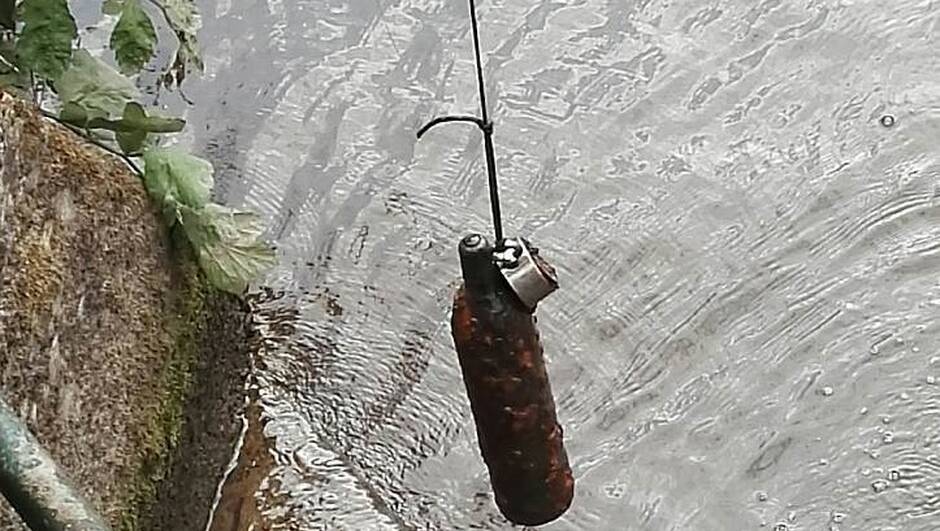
0, 92, 253, 529
118, 230, 214, 531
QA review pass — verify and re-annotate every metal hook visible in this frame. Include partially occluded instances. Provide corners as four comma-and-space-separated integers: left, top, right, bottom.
416, 115, 485, 139
415, 0, 503, 242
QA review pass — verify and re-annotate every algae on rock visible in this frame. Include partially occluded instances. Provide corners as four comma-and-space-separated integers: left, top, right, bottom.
0, 90, 252, 530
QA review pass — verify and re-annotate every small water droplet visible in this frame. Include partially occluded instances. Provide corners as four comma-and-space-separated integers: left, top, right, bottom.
821, 386, 834, 397
861, 467, 872, 476
773, 523, 789, 531
881, 416, 892, 425
912, 346, 921, 353
883, 432, 894, 444
894, 336, 905, 345
888, 468, 901, 481
819, 458, 830, 466
927, 375, 937, 385
831, 511, 846, 523
879, 114, 896, 128
860, 407, 869, 415
900, 392, 911, 400
872, 479, 889, 492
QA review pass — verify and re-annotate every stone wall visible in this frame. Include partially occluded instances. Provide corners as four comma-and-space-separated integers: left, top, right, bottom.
0, 91, 251, 530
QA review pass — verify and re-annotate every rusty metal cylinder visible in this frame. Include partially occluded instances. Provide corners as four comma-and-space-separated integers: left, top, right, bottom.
450, 233, 574, 526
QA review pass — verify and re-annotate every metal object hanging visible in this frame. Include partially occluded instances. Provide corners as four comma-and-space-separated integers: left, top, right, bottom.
451, 234, 574, 526
415, 0, 574, 526
493, 238, 558, 311
416, 0, 558, 310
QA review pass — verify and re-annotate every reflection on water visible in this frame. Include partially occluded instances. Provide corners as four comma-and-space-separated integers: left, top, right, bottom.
180, 0, 940, 529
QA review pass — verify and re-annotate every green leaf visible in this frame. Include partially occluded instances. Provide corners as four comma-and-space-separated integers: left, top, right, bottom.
161, 0, 202, 44
62, 101, 184, 133
58, 101, 111, 127
180, 204, 276, 294
55, 49, 140, 118
115, 102, 147, 153
115, 102, 185, 133
110, 0, 157, 75
0, 0, 15, 30
116, 103, 179, 154
102, 0, 124, 15
156, 0, 203, 86
142, 147, 214, 210
112, 129, 143, 153
116, 129, 147, 154
59, 101, 184, 154
15, 0, 77, 80
59, 101, 89, 125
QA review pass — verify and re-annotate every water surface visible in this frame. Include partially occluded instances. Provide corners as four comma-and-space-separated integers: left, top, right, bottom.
180, 0, 940, 529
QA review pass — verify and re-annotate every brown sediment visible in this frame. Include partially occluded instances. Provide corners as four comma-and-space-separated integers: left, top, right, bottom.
206, 395, 276, 531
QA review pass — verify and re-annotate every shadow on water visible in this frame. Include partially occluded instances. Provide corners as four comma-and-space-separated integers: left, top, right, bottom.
175, 0, 940, 529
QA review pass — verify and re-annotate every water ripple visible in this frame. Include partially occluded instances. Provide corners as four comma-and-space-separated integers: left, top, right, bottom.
178, 0, 940, 528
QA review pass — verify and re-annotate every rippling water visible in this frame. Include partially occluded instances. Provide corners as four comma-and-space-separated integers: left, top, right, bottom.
174, 0, 940, 529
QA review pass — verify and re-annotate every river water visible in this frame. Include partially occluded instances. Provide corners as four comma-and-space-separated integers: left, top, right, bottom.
172, 0, 940, 529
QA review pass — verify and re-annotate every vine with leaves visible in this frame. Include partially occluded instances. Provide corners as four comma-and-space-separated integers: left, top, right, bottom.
0, 0, 275, 294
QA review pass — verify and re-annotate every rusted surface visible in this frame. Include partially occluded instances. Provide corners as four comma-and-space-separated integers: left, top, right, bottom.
450, 235, 573, 526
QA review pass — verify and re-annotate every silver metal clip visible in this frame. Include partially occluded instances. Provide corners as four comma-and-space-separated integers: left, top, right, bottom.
494, 238, 559, 311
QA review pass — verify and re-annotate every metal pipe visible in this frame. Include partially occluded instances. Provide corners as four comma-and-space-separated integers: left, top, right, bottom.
0, 397, 111, 531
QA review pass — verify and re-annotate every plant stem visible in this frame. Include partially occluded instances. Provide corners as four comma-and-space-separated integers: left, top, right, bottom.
40, 109, 144, 176
0, 53, 17, 73
144, 0, 170, 19
143, 0, 196, 104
